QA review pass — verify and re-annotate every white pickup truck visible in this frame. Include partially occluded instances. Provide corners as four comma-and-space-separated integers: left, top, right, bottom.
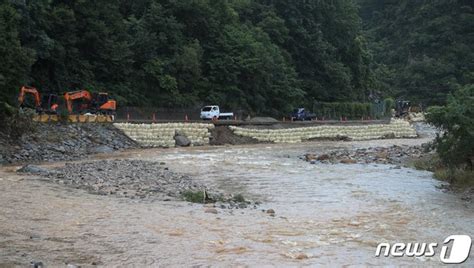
200, 105, 234, 120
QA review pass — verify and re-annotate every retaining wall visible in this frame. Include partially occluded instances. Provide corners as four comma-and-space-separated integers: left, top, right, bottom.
115, 119, 418, 147
114, 123, 214, 147
229, 119, 417, 143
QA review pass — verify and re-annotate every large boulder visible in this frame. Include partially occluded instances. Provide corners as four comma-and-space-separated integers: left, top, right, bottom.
174, 131, 191, 147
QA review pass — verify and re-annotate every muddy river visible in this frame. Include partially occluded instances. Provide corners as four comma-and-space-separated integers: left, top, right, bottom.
0, 138, 473, 266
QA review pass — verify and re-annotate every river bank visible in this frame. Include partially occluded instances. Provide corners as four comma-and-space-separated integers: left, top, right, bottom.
0, 123, 138, 164
2, 138, 472, 266
3, 120, 473, 266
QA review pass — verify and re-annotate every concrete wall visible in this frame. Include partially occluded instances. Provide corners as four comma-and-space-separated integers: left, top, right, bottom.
229, 119, 417, 143
114, 123, 214, 147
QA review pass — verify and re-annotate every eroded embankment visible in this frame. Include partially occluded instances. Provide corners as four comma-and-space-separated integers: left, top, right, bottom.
0, 123, 138, 164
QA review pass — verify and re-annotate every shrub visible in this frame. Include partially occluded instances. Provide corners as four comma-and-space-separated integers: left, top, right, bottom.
314, 102, 376, 119
0, 102, 36, 138
232, 193, 246, 203
426, 84, 473, 169
182, 190, 206, 203
384, 98, 395, 115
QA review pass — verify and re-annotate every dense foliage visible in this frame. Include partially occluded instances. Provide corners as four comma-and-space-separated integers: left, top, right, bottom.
426, 85, 474, 168
312, 101, 389, 120
359, 0, 474, 105
1, 0, 472, 116
0, 0, 371, 115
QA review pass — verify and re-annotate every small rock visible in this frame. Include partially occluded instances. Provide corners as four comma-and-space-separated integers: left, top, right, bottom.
383, 133, 396, 139
376, 151, 388, 159
317, 154, 330, 161
266, 209, 275, 216
295, 253, 309, 260
17, 165, 50, 175
90, 145, 114, 154
340, 158, 357, 164
204, 208, 218, 214
30, 261, 44, 268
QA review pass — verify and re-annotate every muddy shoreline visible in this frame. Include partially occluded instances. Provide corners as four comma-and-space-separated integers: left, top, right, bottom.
2, 137, 473, 266
3, 122, 474, 266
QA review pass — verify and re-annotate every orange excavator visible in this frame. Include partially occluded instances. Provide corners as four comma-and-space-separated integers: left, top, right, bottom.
18, 86, 59, 114
18, 86, 41, 109
63, 90, 116, 115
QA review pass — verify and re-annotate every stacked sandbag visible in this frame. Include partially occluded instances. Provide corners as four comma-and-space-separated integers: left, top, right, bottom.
407, 112, 426, 122
229, 119, 418, 143
114, 123, 214, 147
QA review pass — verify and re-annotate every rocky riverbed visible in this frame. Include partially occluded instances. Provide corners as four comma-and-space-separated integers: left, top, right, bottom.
302, 144, 433, 166
17, 159, 258, 208
18, 160, 213, 201
0, 123, 138, 164
3, 137, 474, 266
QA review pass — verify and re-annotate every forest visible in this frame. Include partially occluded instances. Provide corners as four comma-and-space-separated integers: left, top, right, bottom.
0, 0, 473, 115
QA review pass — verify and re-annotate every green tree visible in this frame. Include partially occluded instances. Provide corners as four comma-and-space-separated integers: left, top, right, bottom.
0, 2, 33, 104
426, 84, 474, 168
359, 0, 474, 105
2, 0, 375, 116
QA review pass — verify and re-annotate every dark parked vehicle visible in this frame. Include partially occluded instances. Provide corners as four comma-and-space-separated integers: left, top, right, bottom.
291, 108, 316, 121
395, 100, 411, 117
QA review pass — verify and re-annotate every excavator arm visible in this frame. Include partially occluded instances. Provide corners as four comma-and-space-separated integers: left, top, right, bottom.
64, 90, 92, 114
18, 86, 41, 109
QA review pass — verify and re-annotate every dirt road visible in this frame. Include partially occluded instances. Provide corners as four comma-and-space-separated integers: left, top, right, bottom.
1, 137, 473, 266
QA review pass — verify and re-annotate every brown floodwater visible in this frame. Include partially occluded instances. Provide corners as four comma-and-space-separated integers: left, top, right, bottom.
0, 137, 473, 266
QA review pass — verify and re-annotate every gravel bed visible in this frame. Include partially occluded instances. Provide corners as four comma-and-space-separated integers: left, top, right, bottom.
302, 144, 432, 166
36, 160, 212, 201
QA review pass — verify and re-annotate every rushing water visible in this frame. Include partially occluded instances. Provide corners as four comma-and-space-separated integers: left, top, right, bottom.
0, 138, 473, 266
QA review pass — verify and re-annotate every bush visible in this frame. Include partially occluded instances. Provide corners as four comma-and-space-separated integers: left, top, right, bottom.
426, 85, 473, 169
182, 190, 206, 203
314, 102, 377, 119
384, 98, 395, 115
0, 101, 37, 138
232, 193, 246, 203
